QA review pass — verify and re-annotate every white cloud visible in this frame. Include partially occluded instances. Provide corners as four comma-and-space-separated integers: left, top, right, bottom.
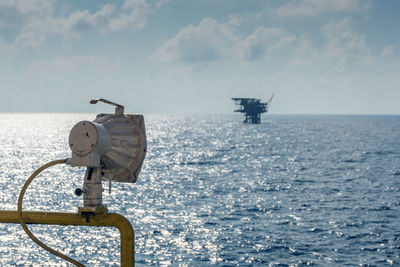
105, 0, 150, 33
227, 11, 262, 27
321, 18, 372, 65
65, 5, 115, 37
281, 18, 375, 77
240, 27, 295, 60
0, 0, 54, 48
52, 0, 150, 37
276, 0, 370, 17
274, 18, 382, 113
14, 30, 46, 48
0, 0, 151, 47
152, 18, 238, 63
153, 18, 294, 63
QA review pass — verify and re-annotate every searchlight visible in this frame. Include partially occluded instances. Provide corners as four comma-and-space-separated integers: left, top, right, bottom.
0, 98, 146, 266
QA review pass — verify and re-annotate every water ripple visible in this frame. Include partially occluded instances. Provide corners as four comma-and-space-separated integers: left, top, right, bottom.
0, 114, 399, 265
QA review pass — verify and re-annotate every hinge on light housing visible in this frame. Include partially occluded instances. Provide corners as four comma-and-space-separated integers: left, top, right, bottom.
90, 98, 125, 115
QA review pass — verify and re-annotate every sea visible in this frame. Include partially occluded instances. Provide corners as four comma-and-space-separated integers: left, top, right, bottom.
0, 113, 399, 266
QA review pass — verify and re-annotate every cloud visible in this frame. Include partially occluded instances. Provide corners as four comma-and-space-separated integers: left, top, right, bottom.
240, 27, 295, 60
0, 0, 152, 47
152, 18, 238, 63
320, 18, 371, 65
14, 30, 46, 48
275, 0, 370, 17
152, 18, 294, 63
0, 0, 54, 48
65, 5, 115, 36
0, 0, 54, 28
277, 18, 377, 100
282, 18, 373, 72
105, 0, 150, 33
285, 19, 377, 76
54, 0, 150, 37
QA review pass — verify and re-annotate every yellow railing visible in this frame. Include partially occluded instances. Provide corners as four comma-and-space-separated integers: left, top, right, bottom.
0, 210, 134, 266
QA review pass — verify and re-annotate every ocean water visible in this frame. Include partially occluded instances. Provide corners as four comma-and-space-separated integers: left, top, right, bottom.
0, 113, 399, 266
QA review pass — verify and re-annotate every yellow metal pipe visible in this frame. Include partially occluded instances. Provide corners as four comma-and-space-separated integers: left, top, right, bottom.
0, 210, 134, 266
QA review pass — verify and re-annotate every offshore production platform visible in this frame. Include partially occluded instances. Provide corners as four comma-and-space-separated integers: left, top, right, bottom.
232, 94, 274, 124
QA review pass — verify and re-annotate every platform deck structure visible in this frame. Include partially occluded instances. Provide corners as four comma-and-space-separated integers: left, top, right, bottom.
232, 96, 273, 124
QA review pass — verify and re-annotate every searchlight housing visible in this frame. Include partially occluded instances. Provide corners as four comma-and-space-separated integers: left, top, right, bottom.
67, 98, 147, 211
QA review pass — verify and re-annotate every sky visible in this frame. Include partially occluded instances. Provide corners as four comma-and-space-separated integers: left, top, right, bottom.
0, 0, 399, 114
